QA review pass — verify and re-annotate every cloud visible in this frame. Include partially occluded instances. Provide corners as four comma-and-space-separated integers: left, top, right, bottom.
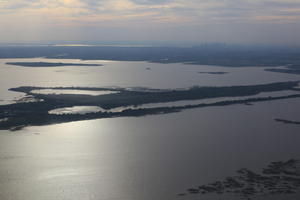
0, 0, 300, 44
130, 0, 172, 5
2, 0, 300, 24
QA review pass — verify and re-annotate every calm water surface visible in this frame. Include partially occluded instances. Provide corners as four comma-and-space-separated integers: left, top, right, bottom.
0, 58, 299, 200
0, 58, 299, 104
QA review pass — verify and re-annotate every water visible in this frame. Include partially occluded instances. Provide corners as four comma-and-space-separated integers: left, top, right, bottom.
48, 106, 105, 115
0, 58, 300, 200
0, 58, 299, 104
31, 89, 119, 96
0, 99, 300, 200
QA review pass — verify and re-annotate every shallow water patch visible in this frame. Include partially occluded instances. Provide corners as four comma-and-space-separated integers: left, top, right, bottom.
31, 89, 119, 96
48, 106, 105, 115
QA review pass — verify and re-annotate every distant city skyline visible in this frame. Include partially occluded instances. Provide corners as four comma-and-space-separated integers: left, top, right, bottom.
1, 0, 300, 46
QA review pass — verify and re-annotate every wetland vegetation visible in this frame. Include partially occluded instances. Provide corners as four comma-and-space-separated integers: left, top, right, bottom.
179, 159, 300, 199
1, 81, 300, 130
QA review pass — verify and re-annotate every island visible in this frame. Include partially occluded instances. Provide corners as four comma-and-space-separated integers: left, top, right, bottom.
6, 62, 103, 67
265, 65, 300, 75
275, 118, 300, 125
0, 81, 300, 130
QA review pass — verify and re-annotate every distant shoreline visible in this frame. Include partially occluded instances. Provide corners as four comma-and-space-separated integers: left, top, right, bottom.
1, 45, 300, 67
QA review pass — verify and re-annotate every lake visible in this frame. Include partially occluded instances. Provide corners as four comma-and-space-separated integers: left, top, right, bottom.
0, 58, 299, 200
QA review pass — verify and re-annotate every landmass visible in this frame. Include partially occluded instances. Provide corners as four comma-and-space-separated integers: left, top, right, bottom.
0, 81, 300, 130
6, 62, 103, 67
179, 159, 300, 199
1, 45, 300, 67
9, 81, 300, 109
275, 118, 300, 125
265, 65, 300, 75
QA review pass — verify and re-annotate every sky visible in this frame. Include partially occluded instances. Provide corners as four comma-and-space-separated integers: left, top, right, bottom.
0, 0, 300, 46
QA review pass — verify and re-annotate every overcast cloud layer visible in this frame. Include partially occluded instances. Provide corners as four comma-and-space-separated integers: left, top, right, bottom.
1, 0, 300, 45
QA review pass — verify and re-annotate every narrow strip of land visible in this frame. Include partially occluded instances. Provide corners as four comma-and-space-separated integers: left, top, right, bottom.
275, 118, 300, 125
1, 81, 299, 130
6, 62, 103, 67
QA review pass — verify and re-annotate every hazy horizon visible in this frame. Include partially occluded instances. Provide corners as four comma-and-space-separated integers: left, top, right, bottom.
1, 41, 300, 49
